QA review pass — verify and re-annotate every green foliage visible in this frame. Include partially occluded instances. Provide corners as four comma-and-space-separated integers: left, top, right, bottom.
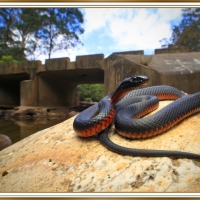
160, 8, 200, 51
38, 8, 84, 59
84, 98, 93, 102
0, 8, 84, 61
77, 84, 104, 102
0, 55, 18, 64
0, 8, 27, 61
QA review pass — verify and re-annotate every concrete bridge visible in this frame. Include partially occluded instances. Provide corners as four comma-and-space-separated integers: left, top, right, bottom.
0, 49, 200, 108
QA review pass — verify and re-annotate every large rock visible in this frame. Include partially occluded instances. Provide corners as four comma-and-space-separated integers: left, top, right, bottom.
0, 134, 12, 151
0, 101, 200, 192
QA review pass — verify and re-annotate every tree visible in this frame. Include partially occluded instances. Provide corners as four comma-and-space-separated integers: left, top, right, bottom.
13, 8, 45, 60
159, 8, 200, 51
38, 8, 84, 59
77, 84, 104, 102
0, 55, 18, 64
0, 8, 26, 61
0, 8, 84, 61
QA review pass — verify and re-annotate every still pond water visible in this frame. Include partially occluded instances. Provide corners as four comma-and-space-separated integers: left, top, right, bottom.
0, 117, 68, 145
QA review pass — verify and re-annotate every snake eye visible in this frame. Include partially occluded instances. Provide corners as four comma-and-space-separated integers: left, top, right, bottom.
137, 77, 143, 83
130, 76, 137, 82
130, 76, 144, 83
116, 75, 149, 91
131, 75, 149, 84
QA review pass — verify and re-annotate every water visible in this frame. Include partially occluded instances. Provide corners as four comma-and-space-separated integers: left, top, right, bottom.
0, 117, 68, 145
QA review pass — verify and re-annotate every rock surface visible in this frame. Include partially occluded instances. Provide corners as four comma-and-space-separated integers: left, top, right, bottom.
0, 101, 200, 192
0, 134, 12, 151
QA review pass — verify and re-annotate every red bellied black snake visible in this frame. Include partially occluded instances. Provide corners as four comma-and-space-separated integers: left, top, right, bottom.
73, 76, 200, 159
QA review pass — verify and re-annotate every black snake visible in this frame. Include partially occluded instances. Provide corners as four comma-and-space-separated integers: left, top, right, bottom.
73, 76, 200, 159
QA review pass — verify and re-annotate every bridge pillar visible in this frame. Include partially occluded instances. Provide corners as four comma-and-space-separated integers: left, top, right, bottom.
19, 61, 42, 107
20, 80, 37, 107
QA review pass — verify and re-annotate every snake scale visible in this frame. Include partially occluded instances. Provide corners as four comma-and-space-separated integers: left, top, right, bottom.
73, 76, 200, 159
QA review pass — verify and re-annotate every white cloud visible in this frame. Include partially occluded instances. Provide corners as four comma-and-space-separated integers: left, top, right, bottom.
156, 8, 182, 22
36, 7, 183, 63
83, 8, 132, 34
82, 8, 183, 54
83, 8, 108, 34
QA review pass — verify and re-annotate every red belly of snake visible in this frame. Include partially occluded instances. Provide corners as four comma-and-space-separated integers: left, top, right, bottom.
73, 76, 200, 159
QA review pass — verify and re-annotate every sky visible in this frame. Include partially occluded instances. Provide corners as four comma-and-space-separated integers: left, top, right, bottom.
36, 7, 183, 63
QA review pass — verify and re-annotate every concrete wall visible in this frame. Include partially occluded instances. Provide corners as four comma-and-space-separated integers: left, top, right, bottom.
148, 52, 200, 94
104, 51, 200, 95
155, 47, 190, 54
0, 50, 200, 108
104, 54, 158, 94
32, 54, 104, 107
76, 54, 104, 69
158, 72, 200, 94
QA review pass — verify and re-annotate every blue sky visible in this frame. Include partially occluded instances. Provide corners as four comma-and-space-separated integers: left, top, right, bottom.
37, 7, 183, 63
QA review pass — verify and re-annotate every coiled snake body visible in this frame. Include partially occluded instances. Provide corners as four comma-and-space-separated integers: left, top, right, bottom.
73, 76, 200, 159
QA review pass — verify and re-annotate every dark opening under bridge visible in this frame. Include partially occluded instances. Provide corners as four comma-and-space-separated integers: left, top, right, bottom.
0, 49, 200, 108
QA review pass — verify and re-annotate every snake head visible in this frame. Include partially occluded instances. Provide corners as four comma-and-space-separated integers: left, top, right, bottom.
110, 75, 149, 104
119, 75, 149, 90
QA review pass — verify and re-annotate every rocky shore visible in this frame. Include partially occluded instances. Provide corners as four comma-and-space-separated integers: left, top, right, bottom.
0, 101, 96, 120
0, 102, 96, 151
0, 106, 80, 151
0, 106, 79, 120
1, 100, 200, 192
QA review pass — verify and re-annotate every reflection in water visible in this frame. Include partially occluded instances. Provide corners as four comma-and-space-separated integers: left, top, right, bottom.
0, 117, 68, 145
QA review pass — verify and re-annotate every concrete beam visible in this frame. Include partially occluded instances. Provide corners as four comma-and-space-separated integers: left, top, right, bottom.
45, 57, 70, 71
112, 50, 144, 55
155, 47, 190, 54
76, 54, 104, 69
19, 60, 43, 80
0, 63, 21, 74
